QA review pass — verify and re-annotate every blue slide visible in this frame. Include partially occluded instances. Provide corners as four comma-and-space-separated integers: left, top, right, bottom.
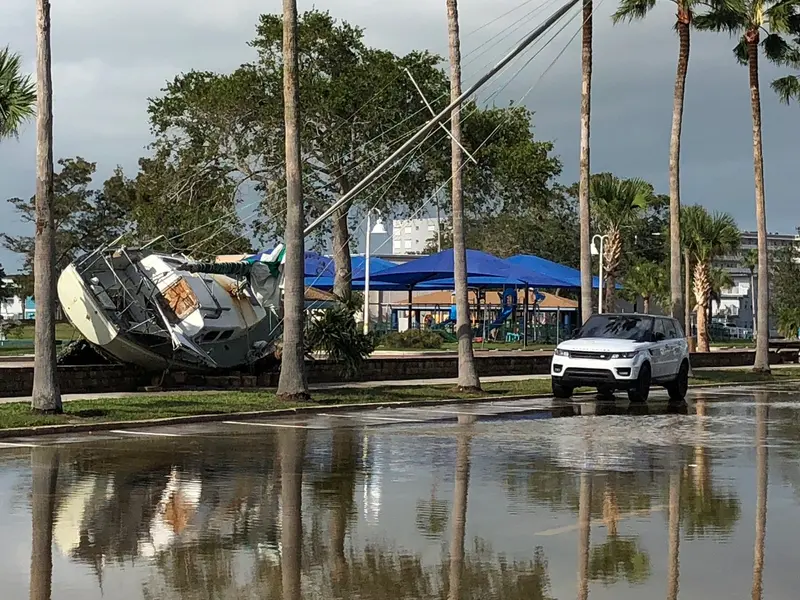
489, 306, 514, 331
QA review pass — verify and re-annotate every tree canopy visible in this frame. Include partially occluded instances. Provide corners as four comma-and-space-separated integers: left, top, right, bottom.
0, 46, 35, 139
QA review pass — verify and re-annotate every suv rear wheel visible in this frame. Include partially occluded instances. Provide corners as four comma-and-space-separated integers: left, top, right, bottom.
552, 379, 573, 399
666, 360, 689, 401
628, 362, 651, 403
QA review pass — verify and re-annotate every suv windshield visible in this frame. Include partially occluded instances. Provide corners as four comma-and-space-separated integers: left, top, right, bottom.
574, 314, 654, 342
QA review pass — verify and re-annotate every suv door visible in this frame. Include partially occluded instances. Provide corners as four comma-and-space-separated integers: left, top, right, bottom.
661, 318, 681, 376
650, 318, 670, 378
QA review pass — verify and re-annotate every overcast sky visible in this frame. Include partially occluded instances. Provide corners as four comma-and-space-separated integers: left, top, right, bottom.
1, 0, 798, 271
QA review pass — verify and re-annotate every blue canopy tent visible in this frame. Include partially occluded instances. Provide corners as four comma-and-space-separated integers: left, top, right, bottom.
304, 255, 400, 291
506, 254, 599, 288
370, 249, 574, 333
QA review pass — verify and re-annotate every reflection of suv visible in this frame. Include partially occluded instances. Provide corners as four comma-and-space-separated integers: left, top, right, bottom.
550, 313, 690, 402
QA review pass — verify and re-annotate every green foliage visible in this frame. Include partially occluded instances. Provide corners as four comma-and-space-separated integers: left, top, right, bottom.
680, 205, 740, 264
588, 173, 655, 232
0, 46, 35, 139
304, 299, 375, 378
621, 261, 668, 310
381, 329, 444, 349
772, 244, 800, 337
589, 537, 651, 585
741, 248, 759, 273
2, 158, 132, 293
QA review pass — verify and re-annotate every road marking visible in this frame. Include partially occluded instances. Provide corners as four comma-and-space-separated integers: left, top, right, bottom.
222, 421, 325, 430
319, 413, 424, 423
0, 441, 39, 448
397, 407, 496, 417
109, 429, 182, 437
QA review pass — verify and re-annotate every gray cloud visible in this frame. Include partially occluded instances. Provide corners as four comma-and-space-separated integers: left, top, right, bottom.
0, 0, 798, 271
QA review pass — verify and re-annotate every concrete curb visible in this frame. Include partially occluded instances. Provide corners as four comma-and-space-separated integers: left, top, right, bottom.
0, 378, 796, 440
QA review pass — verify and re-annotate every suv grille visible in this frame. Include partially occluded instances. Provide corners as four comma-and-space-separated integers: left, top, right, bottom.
569, 351, 612, 360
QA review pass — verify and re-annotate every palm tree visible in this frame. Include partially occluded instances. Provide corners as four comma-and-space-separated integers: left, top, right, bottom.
446, 0, 480, 391
622, 261, 667, 313
277, 0, 310, 401
577, 471, 592, 600
0, 46, 36, 139
666, 468, 681, 600
612, 0, 701, 330
279, 428, 306, 600
447, 415, 473, 600
590, 174, 655, 310
682, 206, 740, 352
742, 248, 758, 336
772, 34, 800, 104
32, 0, 62, 413
695, 0, 800, 370
579, 0, 594, 324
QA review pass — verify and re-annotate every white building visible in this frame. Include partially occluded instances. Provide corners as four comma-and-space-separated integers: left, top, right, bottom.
0, 277, 33, 320
391, 217, 440, 255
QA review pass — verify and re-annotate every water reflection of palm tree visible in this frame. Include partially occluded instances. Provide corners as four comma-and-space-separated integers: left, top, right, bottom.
577, 471, 592, 600
666, 468, 681, 600
447, 415, 473, 600
752, 392, 768, 600
588, 482, 651, 586
279, 428, 306, 600
29, 446, 59, 600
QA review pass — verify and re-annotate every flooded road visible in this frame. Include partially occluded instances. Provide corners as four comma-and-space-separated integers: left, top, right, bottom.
2, 384, 799, 599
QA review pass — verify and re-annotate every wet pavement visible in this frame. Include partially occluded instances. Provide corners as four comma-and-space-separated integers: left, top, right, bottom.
2, 383, 799, 599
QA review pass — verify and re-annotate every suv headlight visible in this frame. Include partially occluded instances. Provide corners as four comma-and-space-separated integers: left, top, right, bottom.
610, 351, 638, 359
554, 348, 569, 357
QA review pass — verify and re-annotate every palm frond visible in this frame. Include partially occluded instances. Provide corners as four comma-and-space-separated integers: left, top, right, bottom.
762, 32, 793, 61
771, 73, 800, 102
611, 0, 657, 24
765, 0, 800, 33
694, 5, 748, 33
0, 46, 36, 139
733, 37, 750, 63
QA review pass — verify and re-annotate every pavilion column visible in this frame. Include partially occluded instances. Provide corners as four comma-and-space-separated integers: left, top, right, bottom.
407, 288, 413, 330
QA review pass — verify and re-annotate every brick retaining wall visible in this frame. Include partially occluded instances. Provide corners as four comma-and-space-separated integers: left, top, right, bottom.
0, 349, 796, 398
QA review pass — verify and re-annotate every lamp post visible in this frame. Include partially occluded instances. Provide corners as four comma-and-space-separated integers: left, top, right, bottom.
363, 210, 386, 334
590, 234, 609, 314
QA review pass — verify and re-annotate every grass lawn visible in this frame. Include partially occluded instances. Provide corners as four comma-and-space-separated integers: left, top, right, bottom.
1, 367, 799, 432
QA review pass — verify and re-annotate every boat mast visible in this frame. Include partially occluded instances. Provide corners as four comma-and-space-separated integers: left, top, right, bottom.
303, 0, 580, 237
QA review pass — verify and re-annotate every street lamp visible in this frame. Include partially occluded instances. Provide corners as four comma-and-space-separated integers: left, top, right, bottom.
363, 210, 387, 334
590, 234, 609, 314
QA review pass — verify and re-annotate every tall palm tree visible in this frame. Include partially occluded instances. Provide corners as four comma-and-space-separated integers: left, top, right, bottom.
612, 0, 701, 330
590, 174, 655, 310
666, 468, 681, 600
742, 248, 758, 336
695, 0, 800, 371
29, 446, 60, 600
0, 46, 36, 139
279, 428, 306, 600
277, 0, 310, 401
682, 206, 740, 352
32, 0, 61, 413
446, 0, 480, 391
577, 471, 592, 600
579, 0, 594, 324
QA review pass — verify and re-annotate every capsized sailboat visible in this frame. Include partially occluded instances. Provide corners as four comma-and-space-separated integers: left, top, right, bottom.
56, 0, 580, 371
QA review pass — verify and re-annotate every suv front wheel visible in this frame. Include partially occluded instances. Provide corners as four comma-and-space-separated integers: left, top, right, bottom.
552, 379, 573, 399
628, 362, 651, 403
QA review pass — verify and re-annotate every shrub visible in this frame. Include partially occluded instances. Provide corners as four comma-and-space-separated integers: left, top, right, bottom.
305, 301, 375, 378
382, 329, 444, 349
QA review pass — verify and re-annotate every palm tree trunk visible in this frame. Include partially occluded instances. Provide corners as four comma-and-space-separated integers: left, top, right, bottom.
750, 271, 757, 338
29, 446, 59, 600
277, 0, 310, 401
751, 392, 768, 600
577, 471, 592, 600
694, 262, 710, 352
446, 0, 480, 391
447, 420, 472, 600
331, 193, 353, 300
643, 295, 650, 314
669, 8, 691, 330
603, 226, 621, 312
666, 468, 681, 600
31, 0, 61, 413
279, 428, 306, 600
746, 35, 770, 372
579, 0, 593, 324
684, 250, 695, 352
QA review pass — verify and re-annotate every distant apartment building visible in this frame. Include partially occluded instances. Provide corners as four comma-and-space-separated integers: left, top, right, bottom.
391, 217, 440, 255
712, 230, 799, 330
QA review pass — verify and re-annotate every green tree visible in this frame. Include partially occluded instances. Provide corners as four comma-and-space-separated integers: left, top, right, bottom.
0, 46, 35, 139
742, 248, 759, 335
612, 0, 705, 330
771, 244, 800, 337
771, 33, 800, 103
681, 205, 740, 352
3, 157, 131, 297
708, 266, 734, 329
589, 173, 656, 310
622, 261, 668, 313
695, 0, 800, 370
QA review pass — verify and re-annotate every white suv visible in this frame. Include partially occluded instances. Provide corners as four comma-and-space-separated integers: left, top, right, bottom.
550, 313, 690, 402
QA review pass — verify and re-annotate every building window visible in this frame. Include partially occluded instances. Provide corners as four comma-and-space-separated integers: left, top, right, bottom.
404, 240, 412, 249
